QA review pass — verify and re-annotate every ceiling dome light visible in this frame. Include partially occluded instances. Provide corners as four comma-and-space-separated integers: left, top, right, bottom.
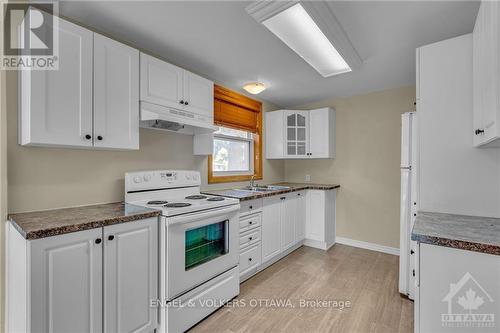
243, 82, 266, 94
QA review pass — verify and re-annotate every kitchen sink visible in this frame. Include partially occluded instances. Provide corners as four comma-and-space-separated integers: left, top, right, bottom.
236, 185, 291, 192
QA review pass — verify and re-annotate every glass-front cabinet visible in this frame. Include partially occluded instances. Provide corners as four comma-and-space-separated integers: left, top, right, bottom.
284, 110, 309, 158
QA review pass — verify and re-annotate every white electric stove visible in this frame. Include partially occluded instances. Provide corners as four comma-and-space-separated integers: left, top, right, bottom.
125, 170, 240, 333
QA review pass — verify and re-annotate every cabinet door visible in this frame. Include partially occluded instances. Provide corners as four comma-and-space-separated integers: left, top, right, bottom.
103, 218, 158, 333
30, 228, 103, 333
309, 108, 332, 158
472, 3, 483, 147
140, 53, 184, 109
262, 196, 282, 262
284, 111, 309, 158
20, 16, 93, 147
280, 194, 296, 251
183, 70, 214, 119
306, 190, 325, 242
295, 191, 306, 242
482, 1, 499, 143
94, 34, 139, 150
265, 111, 284, 159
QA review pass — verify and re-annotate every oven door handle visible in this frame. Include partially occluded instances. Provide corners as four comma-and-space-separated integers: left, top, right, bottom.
168, 204, 240, 225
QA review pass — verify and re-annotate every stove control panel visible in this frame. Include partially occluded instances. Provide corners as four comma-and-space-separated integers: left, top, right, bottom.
125, 170, 201, 192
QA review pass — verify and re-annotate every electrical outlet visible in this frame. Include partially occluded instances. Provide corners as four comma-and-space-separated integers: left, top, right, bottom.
305, 174, 311, 182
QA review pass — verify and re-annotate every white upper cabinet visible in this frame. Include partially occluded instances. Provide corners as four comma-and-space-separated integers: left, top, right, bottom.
94, 34, 139, 150
182, 70, 214, 120
19, 18, 93, 148
140, 53, 214, 119
309, 108, 336, 158
19, 15, 140, 150
265, 108, 335, 159
473, 0, 500, 147
284, 111, 309, 158
140, 53, 184, 109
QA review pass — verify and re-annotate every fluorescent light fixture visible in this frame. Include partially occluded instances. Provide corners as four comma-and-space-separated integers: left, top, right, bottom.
243, 82, 266, 94
262, 3, 351, 77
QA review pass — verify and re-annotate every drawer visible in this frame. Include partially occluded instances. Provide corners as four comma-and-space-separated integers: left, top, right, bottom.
239, 243, 261, 274
239, 212, 261, 233
240, 199, 263, 216
239, 228, 261, 249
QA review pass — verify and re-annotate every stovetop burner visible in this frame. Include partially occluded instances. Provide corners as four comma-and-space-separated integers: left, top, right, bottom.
185, 195, 208, 200
147, 200, 168, 205
165, 202, 192, 208
207, 197, 225, 201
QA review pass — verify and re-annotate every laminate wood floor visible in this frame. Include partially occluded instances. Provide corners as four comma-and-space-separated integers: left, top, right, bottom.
189, 244, 413, 333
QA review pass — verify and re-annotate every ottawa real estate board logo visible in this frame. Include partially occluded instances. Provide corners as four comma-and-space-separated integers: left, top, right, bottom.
1, 1, 59, 70
441, 272, 495, 328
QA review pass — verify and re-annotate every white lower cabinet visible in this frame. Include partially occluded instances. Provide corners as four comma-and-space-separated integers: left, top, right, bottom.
416, 243, 500, 333
6, 218, 158, 333
30, 228, 103, 333
261, 196, 282, 263
103, 220, 158, 333
238, 190, 336, 281
304, 189, 336, 250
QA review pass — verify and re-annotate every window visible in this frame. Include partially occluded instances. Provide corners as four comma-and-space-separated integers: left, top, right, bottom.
208, 85, 263, 183
213, 127, 253, 175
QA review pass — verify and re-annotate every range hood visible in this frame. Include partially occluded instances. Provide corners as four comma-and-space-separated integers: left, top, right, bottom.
140, 101, 217, 135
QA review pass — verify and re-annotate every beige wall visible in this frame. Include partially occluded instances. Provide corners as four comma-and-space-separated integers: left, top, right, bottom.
5, 69, 284, 213
284, 86, 416, 249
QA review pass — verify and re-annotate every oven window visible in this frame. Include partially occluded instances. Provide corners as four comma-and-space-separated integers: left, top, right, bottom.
185, 220, 228, 270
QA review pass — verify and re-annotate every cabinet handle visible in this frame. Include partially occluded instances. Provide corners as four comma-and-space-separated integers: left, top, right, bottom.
249, 206, 253, 209
95, 238, 102, 244
97, 136, 103, 141
297, 193, 301, 196
180, 100, 185, 104
249, 237, 253, 241
108, 235, 114, 241
248, 257, 252, 262
410, 250, 414, 255
185, 101, 189, 105
280, 197, 286, 200
249, 221, 253, 225
85, 134, 92, 140
475, 129, 485, 135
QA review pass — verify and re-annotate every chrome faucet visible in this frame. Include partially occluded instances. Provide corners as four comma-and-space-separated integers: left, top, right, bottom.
250, 175, 256, 188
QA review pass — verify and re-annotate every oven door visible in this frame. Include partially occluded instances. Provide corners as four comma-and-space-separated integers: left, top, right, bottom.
166, 204, 239, 299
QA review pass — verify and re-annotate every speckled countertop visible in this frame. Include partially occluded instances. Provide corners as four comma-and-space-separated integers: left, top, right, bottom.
8, 202, 161, 240
202, 182, 340, 202
411, 211, 500, 255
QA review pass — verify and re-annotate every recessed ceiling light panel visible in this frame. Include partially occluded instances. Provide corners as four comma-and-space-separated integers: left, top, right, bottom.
262, 4, 350, 77
246, 1, 361, 78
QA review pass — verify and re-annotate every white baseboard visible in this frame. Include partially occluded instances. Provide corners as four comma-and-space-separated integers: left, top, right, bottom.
335, 237, 400, 256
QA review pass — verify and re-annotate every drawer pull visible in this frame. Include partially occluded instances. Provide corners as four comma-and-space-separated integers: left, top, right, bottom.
249, 205, 253, 209
249, 221, 253, 225
249, 237, 253, 241
248, 257, 252, 262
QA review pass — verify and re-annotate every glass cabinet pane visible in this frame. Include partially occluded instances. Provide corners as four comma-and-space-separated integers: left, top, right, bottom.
287, 128, 296, 140
185, 221, 228, 270
297, 114, 306, 126
287, 114, 296, 126
287, 142, 296, 155
297, 143, 306, 155
297, 128, 306, 141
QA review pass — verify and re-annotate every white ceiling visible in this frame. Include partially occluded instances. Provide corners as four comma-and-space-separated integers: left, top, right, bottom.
58, 1, 480, 107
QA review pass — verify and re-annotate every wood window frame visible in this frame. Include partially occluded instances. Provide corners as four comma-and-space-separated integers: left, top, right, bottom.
208, 85, 263, 184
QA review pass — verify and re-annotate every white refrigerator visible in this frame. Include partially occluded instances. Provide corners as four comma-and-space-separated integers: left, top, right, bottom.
399, 112, 418, 300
